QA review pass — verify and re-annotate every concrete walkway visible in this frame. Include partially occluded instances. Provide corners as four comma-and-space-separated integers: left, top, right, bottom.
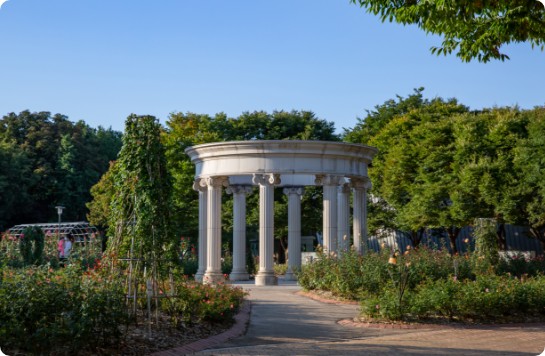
187, 279, 545, 355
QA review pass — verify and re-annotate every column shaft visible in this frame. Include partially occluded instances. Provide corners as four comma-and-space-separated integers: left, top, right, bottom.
337, 183, 351, 254
227, 185, 252, 281
203, 176, 228, 284
193, 179, 207, 282
316, 175, 341, 254
253, 174, 280, 286
284, 187, 304, 280
352, 178, 370, 255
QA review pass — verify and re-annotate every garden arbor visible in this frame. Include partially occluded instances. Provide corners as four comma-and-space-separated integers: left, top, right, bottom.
185, 140, 377, 285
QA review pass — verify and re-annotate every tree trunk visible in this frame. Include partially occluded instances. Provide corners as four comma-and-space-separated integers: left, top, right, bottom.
408, 228, 425, 249
447, 227, 460, 255
496, 223, 507, 251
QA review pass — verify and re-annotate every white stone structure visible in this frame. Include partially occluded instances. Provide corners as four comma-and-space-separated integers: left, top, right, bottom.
185, 140, 377, 286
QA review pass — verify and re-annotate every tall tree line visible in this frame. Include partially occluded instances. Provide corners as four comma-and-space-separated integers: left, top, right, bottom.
345, 89, 545, 252
0, 111, 122, 231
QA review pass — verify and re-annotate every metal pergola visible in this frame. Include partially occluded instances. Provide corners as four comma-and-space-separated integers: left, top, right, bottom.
7, 222, 100, 243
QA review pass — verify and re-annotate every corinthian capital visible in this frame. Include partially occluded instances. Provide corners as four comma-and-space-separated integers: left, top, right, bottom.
204, 176, 229, 188
192, 178, 207, 192
350, 177, 372, 190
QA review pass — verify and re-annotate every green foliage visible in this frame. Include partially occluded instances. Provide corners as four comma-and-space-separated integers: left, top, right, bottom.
496, 254, 545, 278
0, 265, 128, 355
405, 275, 545, 322
512, 108, 545, 249
298, 247, 473, 300
18, 226, 45, 266
273, 263, 288, 275
346, 89, 542, 253
87, 161, 117, 229
160, 278, 246, 326
343, 87, 427, 145
301, 244, 545, 323
0, 111, 122, 230
107, 114, 177, 271
346, 90, 470, 249
350, 0, 545, 62
473, 218, 500, 272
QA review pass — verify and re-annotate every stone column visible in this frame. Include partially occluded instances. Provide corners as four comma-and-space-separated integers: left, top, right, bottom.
226, 185, 253, 281
253, 173, 280, 286
352, 178, 371, 255
315, 174, 342, 254
337, 183, 351, 254
193, 178, 207, 282
283, 186, 304, 281
363, 179, 372, 254
203, 176, 228, 284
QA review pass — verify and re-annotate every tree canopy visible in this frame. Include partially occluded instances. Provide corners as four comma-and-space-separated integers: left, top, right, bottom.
346, 89, 545, 252
0, 111, 122, 231
350, 0, 545, 62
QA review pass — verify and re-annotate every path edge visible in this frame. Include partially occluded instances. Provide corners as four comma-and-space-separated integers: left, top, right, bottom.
150, 300, 251, 356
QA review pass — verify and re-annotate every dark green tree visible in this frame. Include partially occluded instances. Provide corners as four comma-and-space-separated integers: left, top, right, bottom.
0, 141, 31, 231
345, 90, 468, 248
511, 107, 545, 250
0, 111, 121, 228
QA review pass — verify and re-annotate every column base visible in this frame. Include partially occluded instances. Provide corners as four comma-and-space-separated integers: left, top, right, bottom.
255, 272, 278, 286
203, 272, 225, 285
229, 271, 250, 281
195, 270, 205, 283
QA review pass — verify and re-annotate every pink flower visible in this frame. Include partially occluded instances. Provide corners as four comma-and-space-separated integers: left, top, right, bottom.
485, 288, 489, 293
375, 304, 380, 310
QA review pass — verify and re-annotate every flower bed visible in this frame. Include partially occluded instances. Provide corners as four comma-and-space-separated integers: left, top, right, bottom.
297, 247, 545, 324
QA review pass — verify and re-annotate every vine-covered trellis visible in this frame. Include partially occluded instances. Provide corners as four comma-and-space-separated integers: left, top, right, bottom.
104, 114, 177, 333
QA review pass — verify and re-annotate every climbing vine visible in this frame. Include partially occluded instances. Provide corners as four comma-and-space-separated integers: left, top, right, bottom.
106, 115, 177, 274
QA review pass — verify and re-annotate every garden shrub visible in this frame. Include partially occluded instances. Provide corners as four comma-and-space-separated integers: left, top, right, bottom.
274, 263, 288, 275
221, 254, 233, 275
364, 274, 545, 323
495, 253, 545, 278
297, 248, 338, 292
160, 278, 246, 326
360, 282, 415, 321
0, 265, 127, 355
298, 247, 472, 300
180, 254, 199, 276
299, 242, 545, 324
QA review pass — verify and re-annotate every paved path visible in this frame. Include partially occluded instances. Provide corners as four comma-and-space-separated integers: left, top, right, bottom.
186, 279, 545, 355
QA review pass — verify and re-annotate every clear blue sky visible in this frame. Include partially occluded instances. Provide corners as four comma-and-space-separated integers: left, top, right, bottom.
0, 0, 543, 134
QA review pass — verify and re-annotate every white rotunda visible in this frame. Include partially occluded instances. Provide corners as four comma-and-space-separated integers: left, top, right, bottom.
185, 140, 377, 286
